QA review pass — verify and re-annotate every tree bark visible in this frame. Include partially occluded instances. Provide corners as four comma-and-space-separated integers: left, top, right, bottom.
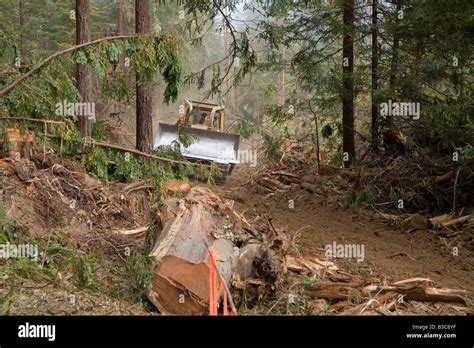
135, 0, 153, 154
76, 0, 92, 137
342, 0, 355, 167
115, 0, 126, 76
117, 0, 125, 36
278, 70, 285, 107
371, 0, 379, 152
19, 0, 26, 57
388, 0, 402, 128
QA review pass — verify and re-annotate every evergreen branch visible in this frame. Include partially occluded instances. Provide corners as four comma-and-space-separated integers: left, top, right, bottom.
0, 35, 135, 96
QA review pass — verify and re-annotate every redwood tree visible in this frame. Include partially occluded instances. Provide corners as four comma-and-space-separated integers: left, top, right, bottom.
342, 0, 355, 167
135, 0, 153, 154
371, 0, 379, 152
388, 0, 402, 128
76, 0, 92, 136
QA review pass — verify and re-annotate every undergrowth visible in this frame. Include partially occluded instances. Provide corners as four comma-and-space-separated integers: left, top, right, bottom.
0, 209, 157, 314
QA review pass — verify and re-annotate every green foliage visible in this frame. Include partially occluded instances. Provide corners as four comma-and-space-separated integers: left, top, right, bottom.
262, 132, 283, 163
0, 212, 158, 307
78, 140, 204, 193
126, 252, 158, 291
321, 124, 333, 139
177, 129, 199, 148
91, 118, 112, 142
349, 184, 378, 209
1, 34, 183, 118
458, 144, 474, 166
82, 145, 110, 181
114, 151, 144, 182
232, 119, 256, 139
73, 252, 101, 289
0, 284, 14, 315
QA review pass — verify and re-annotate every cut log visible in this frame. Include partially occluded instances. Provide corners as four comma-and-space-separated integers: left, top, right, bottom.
306, 276, 467, 305
429, 214, 453, 227
363, 284, 467, 305
397, 287, 467, 304
441, 215, 471, 228
428, 214, 471, 228
391, 277, 435, 289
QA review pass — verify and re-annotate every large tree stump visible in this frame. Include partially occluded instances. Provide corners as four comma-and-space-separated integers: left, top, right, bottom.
147, 187, 241, 314
146, 187, 290, 315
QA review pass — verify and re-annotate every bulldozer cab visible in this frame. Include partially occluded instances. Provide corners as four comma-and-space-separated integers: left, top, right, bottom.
181, 100, 224, 132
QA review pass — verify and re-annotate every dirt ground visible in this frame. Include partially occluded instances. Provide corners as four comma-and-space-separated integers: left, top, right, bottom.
215, 164, 474, 308
1, 151, 472, 315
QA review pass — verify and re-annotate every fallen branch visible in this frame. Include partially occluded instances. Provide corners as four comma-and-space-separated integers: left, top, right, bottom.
123, 179, 153, 192
113, 226, 148, 235
271, 171, 299, 178
257, 177, 289, 191
441, 215, 471, 228
93, 141, 210, 168
0, 117, 65, 125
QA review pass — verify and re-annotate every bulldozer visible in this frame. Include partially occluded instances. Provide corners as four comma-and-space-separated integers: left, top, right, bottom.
154, 100, 240, 181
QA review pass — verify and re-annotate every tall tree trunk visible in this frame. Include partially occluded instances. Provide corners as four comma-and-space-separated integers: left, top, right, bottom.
76, 0, 92, 137
388, 0, 402, 128
278, 70, 285, 107
19, 0, 26, 58
135, 0, 153, 154
223, 10, 229, 105
117, 0, 125, 35
342, 0, 355, 168
113, 0, 126, 79
371, 0, 379, 152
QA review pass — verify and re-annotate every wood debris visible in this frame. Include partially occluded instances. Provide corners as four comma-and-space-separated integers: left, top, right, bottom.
302, 272, 468, 312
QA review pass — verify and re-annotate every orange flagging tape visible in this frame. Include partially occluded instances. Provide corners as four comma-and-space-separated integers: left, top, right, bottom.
208, 245, 236, 316
208, 246, 217, 315
222, 279, 228, 316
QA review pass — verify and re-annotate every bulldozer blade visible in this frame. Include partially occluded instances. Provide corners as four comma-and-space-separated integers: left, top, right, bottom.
154, 123, 240, 165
